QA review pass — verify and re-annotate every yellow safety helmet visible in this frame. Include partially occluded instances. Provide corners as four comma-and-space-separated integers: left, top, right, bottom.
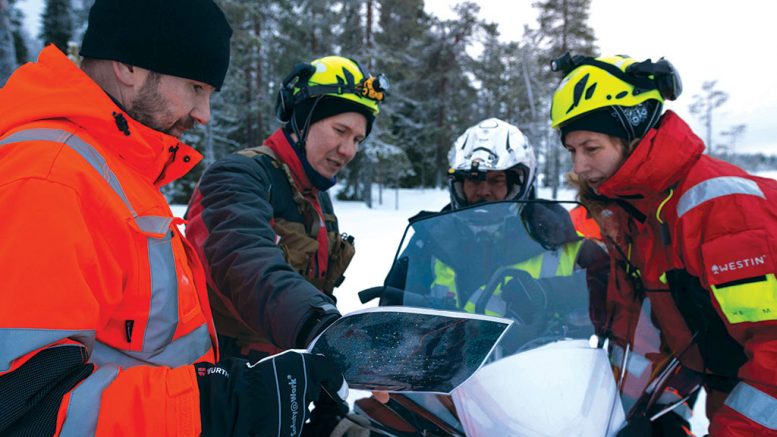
305, 56, 386, 114
550, 53, 681, 141
275, 56, 387, 123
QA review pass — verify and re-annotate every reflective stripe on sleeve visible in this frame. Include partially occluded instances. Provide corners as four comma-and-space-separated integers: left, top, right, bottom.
676, 176, 765, 218
724, 382, 777, 430
59, 365, 120, 436
0, 328, 96, 372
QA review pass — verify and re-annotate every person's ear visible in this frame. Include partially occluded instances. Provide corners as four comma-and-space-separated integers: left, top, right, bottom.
111, 61, 143, 88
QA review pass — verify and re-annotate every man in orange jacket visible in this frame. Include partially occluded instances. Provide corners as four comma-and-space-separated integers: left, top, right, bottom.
0, 1, 346, 436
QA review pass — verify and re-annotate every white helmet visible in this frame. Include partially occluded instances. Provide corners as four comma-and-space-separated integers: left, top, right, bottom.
448, 118, 537, 209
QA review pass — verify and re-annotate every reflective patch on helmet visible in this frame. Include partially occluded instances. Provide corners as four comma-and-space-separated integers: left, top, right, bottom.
622, 104, 649, 126
312, 61, 327, 73
712, 273, 777, 324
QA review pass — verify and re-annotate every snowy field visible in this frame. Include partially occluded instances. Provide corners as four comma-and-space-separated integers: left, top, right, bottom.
171, 174, 777, 434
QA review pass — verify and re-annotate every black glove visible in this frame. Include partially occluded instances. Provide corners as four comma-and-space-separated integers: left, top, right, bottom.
502, 270, 545, 323
196, 350, 348, 437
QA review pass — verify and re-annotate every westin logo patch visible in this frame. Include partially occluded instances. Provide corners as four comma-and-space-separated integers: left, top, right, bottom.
711, 255, 766, 275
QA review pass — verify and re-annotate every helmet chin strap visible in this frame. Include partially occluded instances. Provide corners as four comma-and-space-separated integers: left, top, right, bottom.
290, 95, 324, 153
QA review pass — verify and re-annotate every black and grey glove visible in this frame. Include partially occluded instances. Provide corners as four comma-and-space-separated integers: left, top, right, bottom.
195, 350, 348, 437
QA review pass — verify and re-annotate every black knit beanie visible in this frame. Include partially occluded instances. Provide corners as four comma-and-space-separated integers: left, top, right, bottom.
290, 96, 376, 138
80, 0, 232, 90
560, 100, 662, 143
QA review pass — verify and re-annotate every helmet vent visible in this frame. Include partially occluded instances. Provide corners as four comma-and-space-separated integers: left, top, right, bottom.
585, 83, 597, 100
567, 73, 591, 114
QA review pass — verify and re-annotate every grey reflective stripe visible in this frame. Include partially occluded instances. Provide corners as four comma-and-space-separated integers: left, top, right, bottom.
0, 328, 96, 372
2, 128, 188, 366
677, 176, 765, 218
539, 250, 561, 278
144, 227, 179, 352
724, 382, 777, 430
0, 128, 137, 216
91, 323, 212, 368
60, 365, 119, 437
136, 215, 173, 234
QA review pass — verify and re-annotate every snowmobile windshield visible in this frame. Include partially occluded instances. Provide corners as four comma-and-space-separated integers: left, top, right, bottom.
389, 200, 603, 356
383, 200, 628, 435
359, 200, 697, 436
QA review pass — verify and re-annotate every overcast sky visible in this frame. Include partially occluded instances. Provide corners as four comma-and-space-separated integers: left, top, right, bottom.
16, 0, 776, 154
425, 0, 777, 154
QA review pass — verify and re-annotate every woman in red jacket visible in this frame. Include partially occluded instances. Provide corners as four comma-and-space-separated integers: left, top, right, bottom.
550, 54, 777, 436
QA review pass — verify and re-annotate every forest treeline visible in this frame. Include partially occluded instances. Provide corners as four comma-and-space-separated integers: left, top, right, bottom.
0, 0, 767, 203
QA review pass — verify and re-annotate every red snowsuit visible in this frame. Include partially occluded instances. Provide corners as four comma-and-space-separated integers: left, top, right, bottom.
596, 111, 777, 435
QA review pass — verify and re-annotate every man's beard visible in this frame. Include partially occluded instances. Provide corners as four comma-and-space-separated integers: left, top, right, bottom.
127, 73, 194, 137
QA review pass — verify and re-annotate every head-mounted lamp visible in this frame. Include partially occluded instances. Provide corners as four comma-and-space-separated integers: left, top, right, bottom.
550, 52, 682, 101
357, 74, 389, 102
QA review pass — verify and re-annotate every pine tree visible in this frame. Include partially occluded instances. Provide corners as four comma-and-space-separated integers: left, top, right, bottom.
40, 0, 74, 53
0, 0, 16, 86
418, 2, 481, 187
530, 0, 597, 198
368, 0, 430, 190
7, 0, 30, 64
689, 80, 729, 156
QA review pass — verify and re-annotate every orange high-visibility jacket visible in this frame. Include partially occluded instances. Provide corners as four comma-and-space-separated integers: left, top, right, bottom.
569, 204, 602, 240
0, 46, 217, 435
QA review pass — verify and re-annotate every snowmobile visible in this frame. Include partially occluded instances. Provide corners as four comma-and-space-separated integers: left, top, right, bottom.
352, 200, 700, 437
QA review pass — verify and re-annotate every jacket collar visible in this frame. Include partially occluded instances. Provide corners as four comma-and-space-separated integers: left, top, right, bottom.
0, 46, 201, 187
596, 111, 704, 207
264, 128, 340, 193
265, 128, 317, 193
